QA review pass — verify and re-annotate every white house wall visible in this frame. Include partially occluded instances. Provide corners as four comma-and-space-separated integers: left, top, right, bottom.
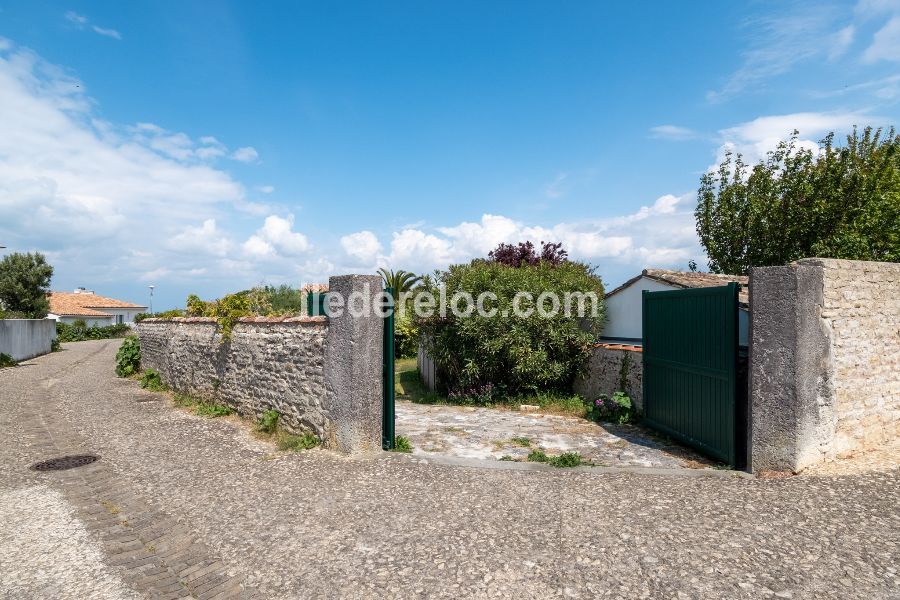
602, 277, 675, 341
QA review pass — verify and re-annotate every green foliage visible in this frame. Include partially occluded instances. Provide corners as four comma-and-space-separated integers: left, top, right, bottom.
618, 351, 632, 394
587, 391, 635, 424
186, 289, 272, 339
256, 409, 280, 434
260, 284, 305, 314
394, 307, 420, 359
378, 268, 422, 300
134, 310, 184, 323
173, 392, 198, 408
0, 252, 53, 318
115, 336, 141, 377
194, 402, 234, 418
419, 256, 605, 396
140, 369, 167, 391
527, 449, 549, 463
509, 436, 531, 447
277, 432, 319, 451
392, 435, 413, 453
526, 449, 584, 467
697, 127, 900, 274
0, 309, 28, 319
56, 322, 129, 342
50, 338, 61, 352
548, 452, 584, 468
0, 353, 16, 368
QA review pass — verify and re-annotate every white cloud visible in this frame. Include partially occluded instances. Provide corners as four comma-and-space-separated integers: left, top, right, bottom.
243, 215, 309, 258
544, 173, 569, 199
341, 231, 383, 264
166, 219, 232, 257
715, 111, 877, 166
257, 185, 275, 194
91, 26, 122, 40
65, 11, 88, 26
65, 11, 121, 40
862, 16, 900, 62
829, 25, 856, 60
231, 146, 259, 163
649, 125, 698, 140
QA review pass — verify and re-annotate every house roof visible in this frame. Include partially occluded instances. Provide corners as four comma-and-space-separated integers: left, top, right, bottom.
606, 269, 749, 308
48, 292, 147, 317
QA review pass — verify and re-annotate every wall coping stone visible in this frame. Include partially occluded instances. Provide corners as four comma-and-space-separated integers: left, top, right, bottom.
140, 316, 328, 325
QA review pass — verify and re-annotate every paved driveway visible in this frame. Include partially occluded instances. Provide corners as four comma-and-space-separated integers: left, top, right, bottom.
0, 340, 897, 599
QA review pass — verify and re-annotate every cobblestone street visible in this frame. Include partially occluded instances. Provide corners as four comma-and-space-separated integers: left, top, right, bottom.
1, 340, 898, 599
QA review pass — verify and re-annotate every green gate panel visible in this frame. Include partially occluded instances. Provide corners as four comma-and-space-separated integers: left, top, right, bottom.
642, 283, 741, 466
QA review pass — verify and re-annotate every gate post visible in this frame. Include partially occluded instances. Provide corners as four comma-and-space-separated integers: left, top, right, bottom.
382, 287, 395, 450
322, 275, 384, 454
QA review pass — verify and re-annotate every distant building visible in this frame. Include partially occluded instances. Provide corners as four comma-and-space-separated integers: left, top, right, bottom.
47, 288, 147, 327
602, 269, 750, 347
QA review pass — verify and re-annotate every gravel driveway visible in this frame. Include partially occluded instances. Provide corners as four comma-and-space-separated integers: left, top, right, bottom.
0, 340, 897, 599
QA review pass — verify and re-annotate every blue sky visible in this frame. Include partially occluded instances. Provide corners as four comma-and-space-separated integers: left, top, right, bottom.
1, 1, 898, 309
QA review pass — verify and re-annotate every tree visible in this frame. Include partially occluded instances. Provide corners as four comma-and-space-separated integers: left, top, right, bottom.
696, 126, 900, 274
0, 252, 54, 318
377, 268, 422, 300
488, 241, 568, 267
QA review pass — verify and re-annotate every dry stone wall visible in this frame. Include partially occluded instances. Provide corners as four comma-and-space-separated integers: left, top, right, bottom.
138, 317, 329, 436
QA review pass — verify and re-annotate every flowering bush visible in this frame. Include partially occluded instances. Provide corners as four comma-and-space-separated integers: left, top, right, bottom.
447, 382, 495, 405
588, 391, 634, 424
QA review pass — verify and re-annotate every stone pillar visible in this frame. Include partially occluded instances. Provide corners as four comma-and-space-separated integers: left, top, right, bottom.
749, 263, 834, 472
322, 274, 384, 454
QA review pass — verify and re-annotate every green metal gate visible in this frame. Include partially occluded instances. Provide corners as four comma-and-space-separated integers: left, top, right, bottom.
642, 282, 744, 467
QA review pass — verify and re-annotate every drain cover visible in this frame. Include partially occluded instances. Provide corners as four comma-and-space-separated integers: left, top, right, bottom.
30, 454, 100, 471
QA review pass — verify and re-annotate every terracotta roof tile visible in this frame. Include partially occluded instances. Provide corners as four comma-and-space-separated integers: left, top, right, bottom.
48, 292, 147, 317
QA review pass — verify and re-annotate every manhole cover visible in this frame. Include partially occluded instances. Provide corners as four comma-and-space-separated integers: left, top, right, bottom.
30, 454, 100, 471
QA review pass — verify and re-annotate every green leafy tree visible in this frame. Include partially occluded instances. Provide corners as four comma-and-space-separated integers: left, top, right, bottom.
696, 126, 900, 274
0, 252, 54, 318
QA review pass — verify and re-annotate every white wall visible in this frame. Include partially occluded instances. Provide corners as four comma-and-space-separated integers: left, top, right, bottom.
602, 277, 675, 341
49, 314, 114, 328
0, 319, 56, 361
100, 308, 144, 325
603, 275, 749, 346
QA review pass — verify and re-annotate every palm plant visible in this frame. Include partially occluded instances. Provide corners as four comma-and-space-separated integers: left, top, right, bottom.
377, 268, 422, 300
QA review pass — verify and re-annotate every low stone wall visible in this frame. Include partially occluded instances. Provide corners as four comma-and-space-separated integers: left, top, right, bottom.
136, 274, 384, 454
0, 319, 56, 361
574, 344, 643, 410
138, 316, 329, 434
750, 258, 900, 472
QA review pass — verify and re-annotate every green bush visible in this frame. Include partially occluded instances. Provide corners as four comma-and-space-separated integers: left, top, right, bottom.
134, 310, 184, 323
140, 369, 166, 391
419, 257, 605, 397
256, 409, 280, 434
194, 402, 234, 418
56, 321, 129, 342
115, 336, 141, 377
587, 391, 635, 424
50, 338, 61, 352
0, 353, 16, 368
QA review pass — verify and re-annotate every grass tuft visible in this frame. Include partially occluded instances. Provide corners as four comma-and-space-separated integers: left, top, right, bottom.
392, 435, 413, 453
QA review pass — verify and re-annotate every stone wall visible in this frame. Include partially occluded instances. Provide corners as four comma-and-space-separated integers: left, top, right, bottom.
0, 319, 56, 361
137, 316, 329, 436
750, 258, 900, 472
137, 274, 385, 454
574, 344, 643, 411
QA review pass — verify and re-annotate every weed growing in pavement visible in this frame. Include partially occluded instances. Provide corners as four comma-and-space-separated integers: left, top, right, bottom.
548, 452, 584, 468
277, 432, 319, 451
499, 455, 516, 461
256, 409, 280, 434
509, 436, 531, 447
527, 450, 548, 463
140, 369, 167, 391
194, 403, 234, 418
50, 338, 61, 352
526, 449, 585, 468
392, 436, 413, 453
0, 353, 16, 368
